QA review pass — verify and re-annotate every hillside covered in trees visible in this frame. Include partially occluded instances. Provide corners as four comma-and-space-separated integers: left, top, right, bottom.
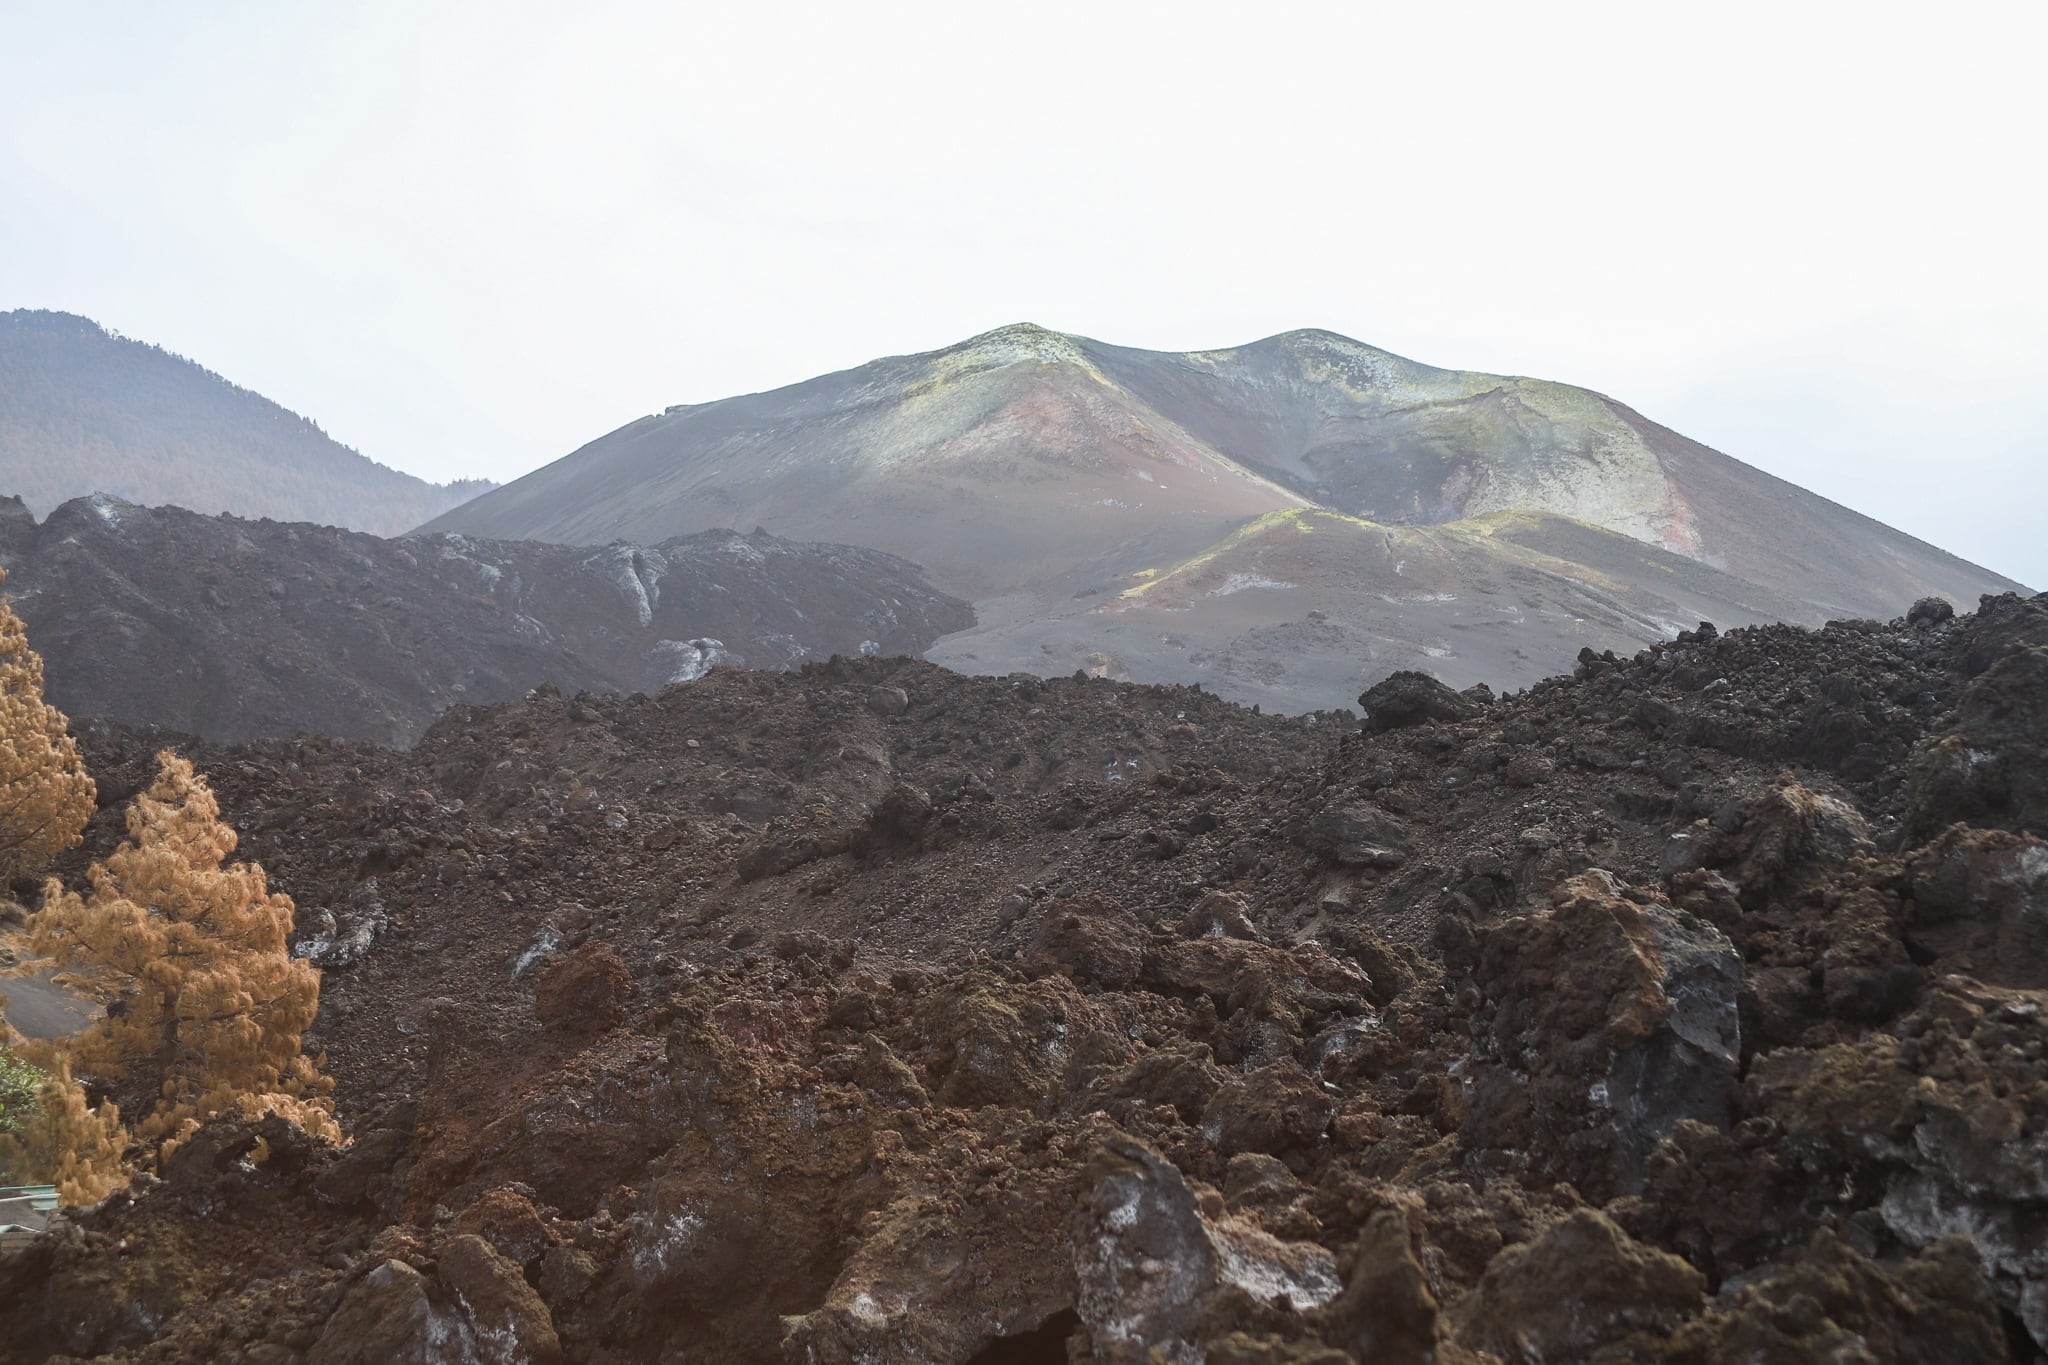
0, 311, 490, 535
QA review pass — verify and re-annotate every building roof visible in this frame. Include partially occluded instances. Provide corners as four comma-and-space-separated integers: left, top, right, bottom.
0, 1183, 59, 1240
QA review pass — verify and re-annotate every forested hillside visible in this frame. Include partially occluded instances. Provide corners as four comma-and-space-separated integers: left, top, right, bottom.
0, 310, 489, 535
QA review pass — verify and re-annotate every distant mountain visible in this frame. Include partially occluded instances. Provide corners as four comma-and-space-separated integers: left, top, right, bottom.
0, 495, 970, 744
423, 324, 2028, 711
0, 310, 490, 535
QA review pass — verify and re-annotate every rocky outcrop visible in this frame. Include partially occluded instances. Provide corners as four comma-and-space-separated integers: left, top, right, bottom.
1448, 1211, 1705, 1362
1748, 975, 2048, 1340
1909, 642, 2048, 841
1665, 1231, 2005, 1363
305, 1260, 451, 1365
1452, 871, 1743, 1195
1073, 1137, 1342, 1364
434, 1234, 562, 1365
1305, 799, 1411, 868
531, 942, 634, 1034
1357, 671, 1482, 734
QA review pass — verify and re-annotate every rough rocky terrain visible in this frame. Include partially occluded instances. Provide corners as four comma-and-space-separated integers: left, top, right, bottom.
0, 495, 971, 745
5, 588, 2048, 1362
425, 324, 2028, 710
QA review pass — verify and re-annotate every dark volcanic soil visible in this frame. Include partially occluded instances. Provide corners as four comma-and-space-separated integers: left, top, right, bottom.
0, 494, 972, 746
6, 591, 2048, 1362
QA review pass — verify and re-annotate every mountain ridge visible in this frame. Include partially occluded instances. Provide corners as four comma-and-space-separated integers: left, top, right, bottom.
0, 309, 492, 535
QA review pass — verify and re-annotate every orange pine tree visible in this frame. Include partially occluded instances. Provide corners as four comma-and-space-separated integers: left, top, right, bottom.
0, 567, 95, 883
29, 751, 338, 1148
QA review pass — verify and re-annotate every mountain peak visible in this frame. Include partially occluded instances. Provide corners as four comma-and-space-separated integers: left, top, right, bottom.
0, 314, 492, 535
946, 322, 1093, 370
969, 320, 1067, 343
1260, 327, 1440, 373
1271, 326, 1373, 349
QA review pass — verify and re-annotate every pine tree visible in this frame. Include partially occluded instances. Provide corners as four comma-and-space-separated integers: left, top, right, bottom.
29, 752, 338, 1149
0, 568, 95, 884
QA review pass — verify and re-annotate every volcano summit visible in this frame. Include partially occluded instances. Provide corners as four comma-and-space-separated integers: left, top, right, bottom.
426, 325, 2025, 710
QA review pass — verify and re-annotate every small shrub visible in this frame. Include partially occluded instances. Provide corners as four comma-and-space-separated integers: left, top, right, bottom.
0, 1044, 46, 1138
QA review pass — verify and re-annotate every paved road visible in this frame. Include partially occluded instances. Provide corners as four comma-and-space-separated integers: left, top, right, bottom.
1, 970, 98, 1041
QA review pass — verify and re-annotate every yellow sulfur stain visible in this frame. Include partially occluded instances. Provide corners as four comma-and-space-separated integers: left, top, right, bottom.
1119, 508, 1387, 600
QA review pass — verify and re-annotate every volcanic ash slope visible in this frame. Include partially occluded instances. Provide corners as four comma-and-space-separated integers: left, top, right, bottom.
425, 324, 2027, 709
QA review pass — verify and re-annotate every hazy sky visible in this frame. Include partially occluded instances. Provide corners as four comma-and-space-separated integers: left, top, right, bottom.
4, 1, 2042, 585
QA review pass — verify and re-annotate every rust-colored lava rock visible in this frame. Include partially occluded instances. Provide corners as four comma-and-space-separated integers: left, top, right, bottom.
533, 943, 635, 1034
6, 595, 2048, 1361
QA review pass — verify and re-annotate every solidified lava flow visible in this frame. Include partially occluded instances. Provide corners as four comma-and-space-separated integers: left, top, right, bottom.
6, 592, 2048, 1363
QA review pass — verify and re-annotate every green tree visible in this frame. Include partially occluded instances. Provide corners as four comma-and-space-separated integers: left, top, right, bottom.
0, 1044, 44, 1140
0, 1054, 126, 1204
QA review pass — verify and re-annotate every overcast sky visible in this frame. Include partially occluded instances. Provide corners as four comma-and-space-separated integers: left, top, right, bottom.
4, 1, 2041, 585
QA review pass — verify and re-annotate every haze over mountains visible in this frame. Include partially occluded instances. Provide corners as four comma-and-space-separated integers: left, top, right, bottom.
427, 324, 2028, 709
0, 310, 490, 536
